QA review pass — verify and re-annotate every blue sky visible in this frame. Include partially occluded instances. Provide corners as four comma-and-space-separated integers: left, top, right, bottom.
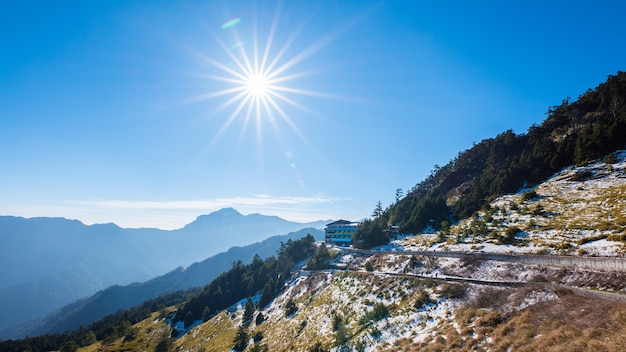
1, 0, 625, 229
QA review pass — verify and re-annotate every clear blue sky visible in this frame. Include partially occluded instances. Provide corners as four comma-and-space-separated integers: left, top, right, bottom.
1, 0, 625, 229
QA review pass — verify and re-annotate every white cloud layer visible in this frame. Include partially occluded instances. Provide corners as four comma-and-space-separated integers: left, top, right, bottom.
69, 194, 342, 210
3, 194, 359, 230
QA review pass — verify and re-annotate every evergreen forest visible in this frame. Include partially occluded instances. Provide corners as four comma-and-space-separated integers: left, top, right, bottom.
0, 235, 316, 352
354, 71, 626, 248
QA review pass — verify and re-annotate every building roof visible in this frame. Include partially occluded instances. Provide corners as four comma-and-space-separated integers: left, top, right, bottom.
325, 219, 358, 227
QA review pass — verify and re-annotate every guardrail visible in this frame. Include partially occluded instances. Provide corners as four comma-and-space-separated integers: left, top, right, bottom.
299, 267, 626, 302
342, 248, 626, 271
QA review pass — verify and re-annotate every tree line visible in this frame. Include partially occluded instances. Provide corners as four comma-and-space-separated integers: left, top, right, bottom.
173, 234, 316, 327
355, 71, 626, 248
0, 288, 200, 352
0, 235, 317, 352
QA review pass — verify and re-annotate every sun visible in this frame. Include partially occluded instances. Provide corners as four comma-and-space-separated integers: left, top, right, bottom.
177, 3, 367, 153
245, 72, 270, 98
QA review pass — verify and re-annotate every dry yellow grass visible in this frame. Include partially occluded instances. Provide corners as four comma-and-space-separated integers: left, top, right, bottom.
78, 311, 173, 352
442, 166, 626, 256
80, 269, 626, 352
174, 312, 238, 352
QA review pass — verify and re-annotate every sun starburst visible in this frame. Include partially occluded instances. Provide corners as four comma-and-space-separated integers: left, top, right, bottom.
245, 72, 269, 97
179, 4, 341, 154
174, 2, 374, 156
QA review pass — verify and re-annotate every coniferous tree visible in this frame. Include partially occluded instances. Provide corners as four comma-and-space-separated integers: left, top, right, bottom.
307, 243, 331, 269
243, 297, 255, 323
372, 201, 383, 218
395, 188, 404, 203
232, 326, 249, 351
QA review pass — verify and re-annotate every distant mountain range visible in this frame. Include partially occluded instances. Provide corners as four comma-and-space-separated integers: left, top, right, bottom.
0, 227, 323, 339
0, 208, 329, 333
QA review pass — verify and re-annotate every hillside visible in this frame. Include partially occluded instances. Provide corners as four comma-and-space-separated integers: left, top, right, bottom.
355, 71, 626, 247
0, 208, 327, 332
0, 228, 323, 340
400, 150, 626, 257
73, 241, 626, 351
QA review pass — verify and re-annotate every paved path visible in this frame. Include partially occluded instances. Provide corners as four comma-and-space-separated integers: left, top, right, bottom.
332, 248, 626, 302
342, 247, 626, 271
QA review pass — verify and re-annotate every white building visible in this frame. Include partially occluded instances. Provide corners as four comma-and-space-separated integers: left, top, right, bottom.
324, 220, 359, 246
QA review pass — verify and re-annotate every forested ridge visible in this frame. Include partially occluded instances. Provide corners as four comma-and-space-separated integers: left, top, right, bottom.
0, 235, 316, 352
355, 71, 626, 247
173, 235, 316, 327
0, 289, 200, 352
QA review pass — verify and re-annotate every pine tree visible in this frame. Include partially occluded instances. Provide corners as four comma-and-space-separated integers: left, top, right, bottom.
243, 297, 255, 323
372, 201, 383, 218
232, 326, 249, 351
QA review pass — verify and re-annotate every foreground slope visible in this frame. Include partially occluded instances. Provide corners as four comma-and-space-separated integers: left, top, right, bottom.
79, 247, 626, 351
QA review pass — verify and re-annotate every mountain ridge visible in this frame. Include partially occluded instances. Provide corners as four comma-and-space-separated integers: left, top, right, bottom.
0, 208, 329, 332
0, 227, 323, 340
354, 71, 626, 248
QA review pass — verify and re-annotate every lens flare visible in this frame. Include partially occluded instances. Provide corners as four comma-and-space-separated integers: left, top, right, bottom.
221, 18, 241, 29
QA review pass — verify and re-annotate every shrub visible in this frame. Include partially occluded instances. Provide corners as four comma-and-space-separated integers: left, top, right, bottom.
522, 190, 538, 201
439, 283, 466, 299
284, 299, 298, 317
332, 313, 343, 332
232, 326, 248, 351
309, 341, 330, 352
533, 204, 545, 216
255, 312, 265, 325
370, 327, 382, 339
571, 170, 592, 181
414, 291, 434, 309
253, 330, 264, 343
604, 152, 618, 164
476, 310, 502, 327
502, 227, 522, 244
359, 303, 389, 325
335, 325, 349, 346
155, 337, 173, 352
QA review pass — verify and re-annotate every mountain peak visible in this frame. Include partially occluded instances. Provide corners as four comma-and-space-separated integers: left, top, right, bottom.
210, 207, 242, 217
191, 208, 243, 222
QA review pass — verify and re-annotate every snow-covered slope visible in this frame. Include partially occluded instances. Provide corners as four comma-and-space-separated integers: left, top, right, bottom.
401, 150, 626, 257
162, 250, 626, 351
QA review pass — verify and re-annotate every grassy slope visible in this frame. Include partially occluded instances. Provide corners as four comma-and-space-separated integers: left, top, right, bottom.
79, 261, 626, 351
402, 153, 626, 256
